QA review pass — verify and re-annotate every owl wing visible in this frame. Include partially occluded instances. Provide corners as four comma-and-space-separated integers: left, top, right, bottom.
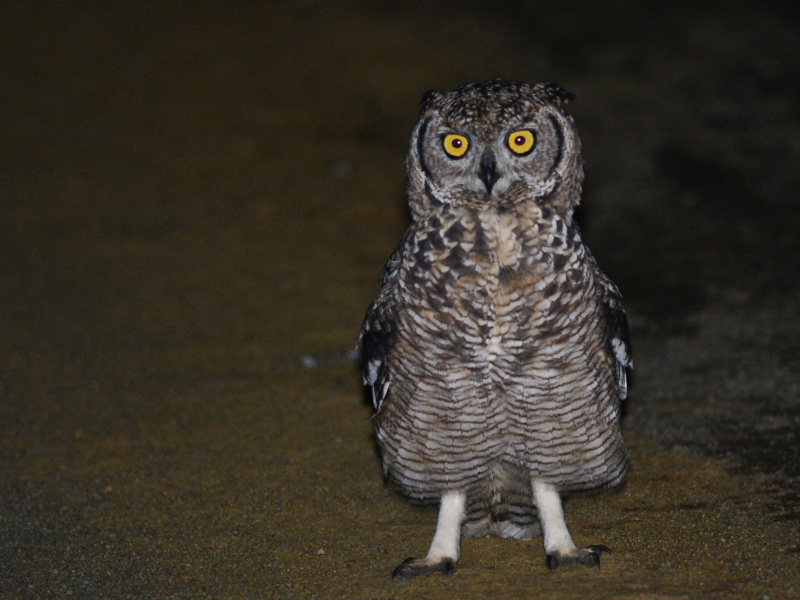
598, 276, 633, 401
359, 230, 410, 410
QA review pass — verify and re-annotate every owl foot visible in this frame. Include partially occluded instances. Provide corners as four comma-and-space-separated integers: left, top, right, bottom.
391, 490, 466, 581
392, 556, 457, 581
546, 545, 612, 571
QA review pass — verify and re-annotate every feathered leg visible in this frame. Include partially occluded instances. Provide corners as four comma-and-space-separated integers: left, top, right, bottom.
392, 490, 466, 581
531, 479, 612, 570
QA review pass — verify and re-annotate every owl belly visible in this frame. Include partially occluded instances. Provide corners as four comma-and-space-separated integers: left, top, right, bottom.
375, 284, 626, 504
374, 350, 507, 503
498, 326, 628, 494
492, 269, 626, 492
373, 295, 514, 503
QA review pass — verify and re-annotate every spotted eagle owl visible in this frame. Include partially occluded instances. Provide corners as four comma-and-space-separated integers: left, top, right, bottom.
360, 80, 632, 581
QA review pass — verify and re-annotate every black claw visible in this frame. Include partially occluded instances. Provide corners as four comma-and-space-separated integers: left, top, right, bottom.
440, 558, 457, 577
586, 545, 613, 569
545, 545, 613, 571
546, 554, 560, 571
391, 556, 458, 582
589, 544, 614, 557
391, 557, 416, 581
582, 551, 600, 567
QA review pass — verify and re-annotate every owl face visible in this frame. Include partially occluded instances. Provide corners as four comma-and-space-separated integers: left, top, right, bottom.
406, 81, 582, 213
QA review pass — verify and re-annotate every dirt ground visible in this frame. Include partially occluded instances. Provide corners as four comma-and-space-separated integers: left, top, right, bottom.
2, 1, 799, 598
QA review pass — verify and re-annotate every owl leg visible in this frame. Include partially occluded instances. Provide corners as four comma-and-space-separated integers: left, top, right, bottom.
532, 479, 612, 571
391, 490, 466, 581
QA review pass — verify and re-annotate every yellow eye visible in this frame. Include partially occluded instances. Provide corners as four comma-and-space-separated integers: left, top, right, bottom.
507, 130, 535, 155
442, 134, 469, 158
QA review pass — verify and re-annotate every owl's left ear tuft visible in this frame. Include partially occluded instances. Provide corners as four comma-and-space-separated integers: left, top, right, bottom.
537, 83, 576, 110
419, 90, 443, 110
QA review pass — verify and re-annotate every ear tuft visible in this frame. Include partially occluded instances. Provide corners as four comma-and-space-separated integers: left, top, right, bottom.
536, 83, 576, 109
419, 90, 443, 111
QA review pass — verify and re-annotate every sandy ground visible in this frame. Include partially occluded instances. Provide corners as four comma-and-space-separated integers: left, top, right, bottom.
2, 1, 799, 598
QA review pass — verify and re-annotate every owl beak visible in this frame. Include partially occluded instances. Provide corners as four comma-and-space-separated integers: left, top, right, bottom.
479, 151, 499, 194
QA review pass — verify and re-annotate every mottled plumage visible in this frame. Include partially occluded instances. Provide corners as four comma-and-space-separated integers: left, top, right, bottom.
360, 80, 632, 580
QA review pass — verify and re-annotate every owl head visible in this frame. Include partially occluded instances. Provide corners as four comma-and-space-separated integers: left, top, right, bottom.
405, 80, 583, 220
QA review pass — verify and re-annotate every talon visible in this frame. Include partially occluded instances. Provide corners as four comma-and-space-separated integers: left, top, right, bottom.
589, 544, 613, 557
391, 557, 417, 581
585, 545, 613, 569
546, 554, 560, 571
545, 545, 613, 571
391, 557, 457, 581
582, 551, 600, 567
441, 558, 456, 577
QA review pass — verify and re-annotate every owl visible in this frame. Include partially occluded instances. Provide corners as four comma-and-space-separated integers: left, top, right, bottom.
360, 80, 632, 581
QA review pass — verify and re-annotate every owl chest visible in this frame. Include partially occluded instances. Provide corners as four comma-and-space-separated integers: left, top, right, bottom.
399, 211, 586, 359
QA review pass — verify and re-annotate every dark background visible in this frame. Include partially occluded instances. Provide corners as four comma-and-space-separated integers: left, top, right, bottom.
2, 1, 799, 598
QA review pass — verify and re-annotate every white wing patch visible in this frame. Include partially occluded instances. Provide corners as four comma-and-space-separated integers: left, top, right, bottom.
364, 357, 390, 409
376, 379, 391, 410
364, 358, 380, 387
611, 336, 632, 400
